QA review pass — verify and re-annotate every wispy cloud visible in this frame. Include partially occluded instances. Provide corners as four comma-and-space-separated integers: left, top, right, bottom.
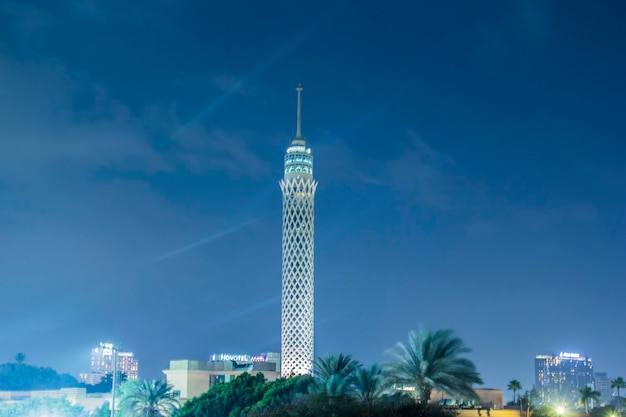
0, 52, 271, 182
173, 124, 271, 178
466, 203, 598, 236
318, 130, 457, 209
0, 1, 57, 40
384, 130, 456, 208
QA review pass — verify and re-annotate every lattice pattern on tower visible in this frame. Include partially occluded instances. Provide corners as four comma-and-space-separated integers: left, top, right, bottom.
280, 176, 317, 376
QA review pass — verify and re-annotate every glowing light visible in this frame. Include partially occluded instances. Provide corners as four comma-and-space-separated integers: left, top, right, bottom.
560, 352, 581, 358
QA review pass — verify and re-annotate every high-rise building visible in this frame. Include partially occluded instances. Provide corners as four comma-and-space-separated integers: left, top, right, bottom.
280, 85, 317, 377
594, 372, 613, 406
535, 352, 593, 406
79, 343, 139, 384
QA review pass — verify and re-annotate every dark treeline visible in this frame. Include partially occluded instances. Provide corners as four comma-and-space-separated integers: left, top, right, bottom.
0, 362, 79, 391
181, 329, 483, 417
179, 372, 460, 417
0, 353, 128, 393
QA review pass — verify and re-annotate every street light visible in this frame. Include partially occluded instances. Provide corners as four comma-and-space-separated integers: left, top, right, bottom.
101, 342, 118, 417
557, 406, 565, 417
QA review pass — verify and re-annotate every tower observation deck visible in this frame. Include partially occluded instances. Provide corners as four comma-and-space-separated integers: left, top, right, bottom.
279, 85, 317, 377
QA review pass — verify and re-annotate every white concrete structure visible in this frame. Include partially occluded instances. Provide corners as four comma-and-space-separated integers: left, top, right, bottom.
279, 85, 317, 377
163, 354, 280, 401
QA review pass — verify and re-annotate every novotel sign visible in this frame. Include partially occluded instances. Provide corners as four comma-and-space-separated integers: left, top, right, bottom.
560, 352, 581, 358
210, 354, 268, 362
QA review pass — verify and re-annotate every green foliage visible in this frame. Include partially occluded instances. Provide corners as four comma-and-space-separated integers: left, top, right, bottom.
93, 400, 111, 417
589, 405, 617, 417
507, 380, 522, 404
579, 386, 601, 414
181, 372, 268, 417
248, 375, 313, 414
312, 353, 360, 396
529, 405, 555, 417
353, 364, 391, 405
118, 379, 180, 417
519, 387, 539, 413
250, 392, 459, 417
178, 333, 483, 417
387, 328, 483, 402
0, 396, 85, 417
0, 362, 79, 391
611, 377, 625, 412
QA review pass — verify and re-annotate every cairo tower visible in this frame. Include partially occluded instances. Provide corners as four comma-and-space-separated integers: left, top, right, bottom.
280, 85, 317, 377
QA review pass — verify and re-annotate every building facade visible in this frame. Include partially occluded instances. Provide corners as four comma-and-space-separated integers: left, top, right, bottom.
162, 353, 281, 401
593, 372, 613, 406
535, 352, 593, 406
79, 344, 139, 384
280, 85, 317, 377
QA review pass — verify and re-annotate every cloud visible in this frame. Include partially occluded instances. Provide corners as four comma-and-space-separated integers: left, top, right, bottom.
0, 1, 57, 40
0, 50, 271, 183
466, 203, 598, 236
318, 130, 457, 209
173, 124, 271, 178
513, 203, 598, 231
0, 55, 167, 180
383, 130, 456, 208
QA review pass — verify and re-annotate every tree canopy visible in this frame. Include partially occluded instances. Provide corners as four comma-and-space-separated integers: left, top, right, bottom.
311, 353, 360, 397
612, 377, 625, 412
578, 386, 601, 414
175, 328, 483, 416
507, 380, 522, 405
119, 379, 180, 417
387, 328, 483, 402
181, 372, 269, 417
0, 396, 84, 417
0, 362, 78, 391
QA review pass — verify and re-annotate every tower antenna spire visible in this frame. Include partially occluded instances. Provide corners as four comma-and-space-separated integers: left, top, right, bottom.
296, 84, 303, 138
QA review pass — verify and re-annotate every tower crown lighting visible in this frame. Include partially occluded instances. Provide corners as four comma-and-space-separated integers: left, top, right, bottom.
284, 85, 313, 180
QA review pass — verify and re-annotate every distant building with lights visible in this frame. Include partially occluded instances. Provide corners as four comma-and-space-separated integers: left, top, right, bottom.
163, 352, 281, 401
79, 344, 139, 385
593, 372, 612, 406
535, 352, 593, 406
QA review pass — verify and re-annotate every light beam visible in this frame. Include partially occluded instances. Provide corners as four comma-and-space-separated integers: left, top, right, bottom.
145, 215, 267, 265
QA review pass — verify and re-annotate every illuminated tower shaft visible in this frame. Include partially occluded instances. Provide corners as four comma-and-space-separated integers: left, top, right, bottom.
280, 85, 317, 377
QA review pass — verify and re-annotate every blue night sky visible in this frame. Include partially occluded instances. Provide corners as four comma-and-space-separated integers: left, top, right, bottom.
1, 0, 625, 401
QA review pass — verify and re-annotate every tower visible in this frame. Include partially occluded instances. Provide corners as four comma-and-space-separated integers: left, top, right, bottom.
280, 85, 317, 377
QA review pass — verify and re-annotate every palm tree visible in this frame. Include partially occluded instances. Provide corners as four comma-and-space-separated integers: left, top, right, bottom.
353, 364, 390, 405
119, 379, 180, 417
578, 386, 600, 414
612, 377, 626, 414
312, 353, 360, 397
387, 328, 483, 403
507, 380, 522, 405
